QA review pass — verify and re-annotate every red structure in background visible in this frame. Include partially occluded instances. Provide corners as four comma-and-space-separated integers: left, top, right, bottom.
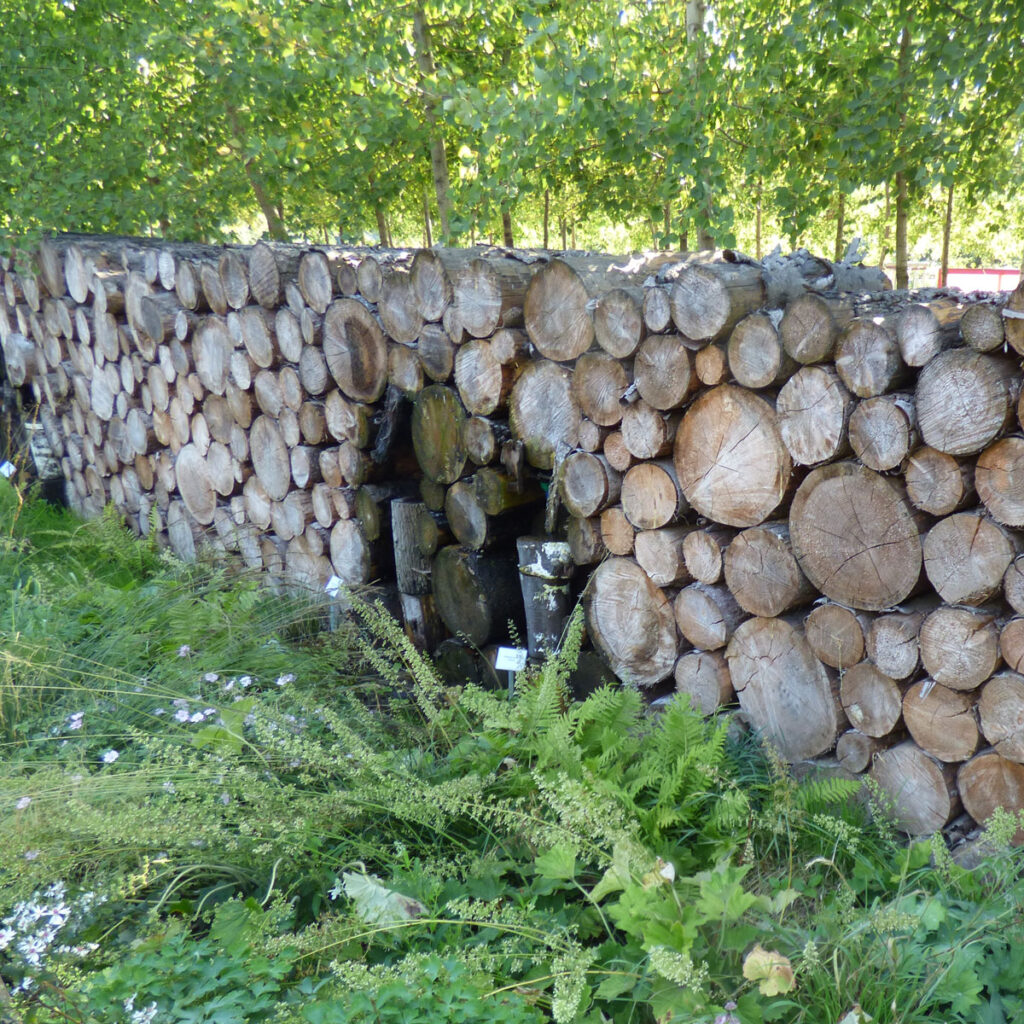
943, 267, 1022, 291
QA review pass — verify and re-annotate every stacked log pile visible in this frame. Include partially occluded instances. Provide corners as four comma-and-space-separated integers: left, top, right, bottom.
4, 233, 1024, 838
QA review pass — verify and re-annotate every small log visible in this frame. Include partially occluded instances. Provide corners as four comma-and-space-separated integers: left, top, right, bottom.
789, 462, 923, 611
642, 285, 672, 334
674, 650, 735, 715
517, 537, 574, 658
634, 525, 696, 587
219, 250, 250, 310
620, 402, 679, 460
192, 316, 232, 396
836, 730, 902, 774
602, 430, 635, 473
915, 349, 1019, 456
870, 740, 961, 835
174, 444, 218, 525
918, 604, 1001, 691
848, 393, 917, 471
779, 292, 854, 365
584, 556, 679, 687
804, 603, 869, 670
455, 339, 520, 415
298, 250, 334, 314
1000, 617, 1024, 673
388, 341, 424, 396
417, 322, 455, 382
723, 522, 816, 617
895, 298, 964, 367
593, 286, 645, 358
675, 385, 791, 528
560, 451, 622, 519
923, 511, 1019, 606
572, 351, 630, 427
904, 446, 976, 515
432, 544, 523, 647
725, 615, 844, 762
620, 459, 687, 530
977, 672, 1024, 763
673, 582, 745, 650
399, 593, 446, 650
960, 301, 1005, 353
903, 679, 980, 763
694, 341, 729, 386
567, 515, 607, 565
356, 255, 384, 303
840, 661, 904, 738
599, 506, 635, 556
462, 416, 510, 467
682, 525, 734, 585
1005, 555, 1024, 616
433, 638, 502, 689
444, 478, 521, 551
865, 597, 936, 680
1002, 279, 1024, 356
409, 248, 456, 322
329, 518, 374, 584
453, 255, 535, 338
727, 313, 795, 390
958, 751, 1024, 842
473, 466, 543, 516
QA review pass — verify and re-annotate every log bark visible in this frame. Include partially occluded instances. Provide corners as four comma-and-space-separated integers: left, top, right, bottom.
904, 446, 975, 515
726, 615, 844, 761
432, 544, 523, 647
517, 537, 574, 658
584, 556, 678, 687
870, 740, 961, 835
723, 522, 816, 617
674, 649, 735, 714
915, 349, 1019, 456
840, 661, 903, 738
903, 679, 980, 762
919, 604, 1000, 691
923, 511, 1019, 606
789, 462, 923, 611
508, 360, 580, 470
675, 385, 791, 527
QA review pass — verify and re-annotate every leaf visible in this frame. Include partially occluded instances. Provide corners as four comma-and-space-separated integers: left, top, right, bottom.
342, 871, 426, 925
837, 1007, 873, 1024
535, 844, 577, 881
742, 944, 796, 996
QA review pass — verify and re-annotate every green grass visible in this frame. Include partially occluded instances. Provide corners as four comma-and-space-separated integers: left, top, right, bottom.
1, 478, 1024, 1024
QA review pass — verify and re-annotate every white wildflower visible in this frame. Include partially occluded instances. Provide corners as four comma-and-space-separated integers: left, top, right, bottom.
16, 796, 31, 810
101, 749, 119, 764
204, 672, 219, 683
177, 645, 192, 657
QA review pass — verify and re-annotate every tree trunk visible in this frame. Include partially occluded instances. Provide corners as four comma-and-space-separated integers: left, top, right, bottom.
412, 7, 452, 243
501, 206, 514, 248
834, 191, 846, 263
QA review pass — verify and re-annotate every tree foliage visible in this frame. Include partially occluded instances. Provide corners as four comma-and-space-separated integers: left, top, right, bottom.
1, 0, 1021, 263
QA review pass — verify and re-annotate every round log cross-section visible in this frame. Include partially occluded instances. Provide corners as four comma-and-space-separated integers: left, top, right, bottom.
789, 462, 923, 611
323, 298, 388, 403
584, 557, 678, 687
674, 385, 791, 528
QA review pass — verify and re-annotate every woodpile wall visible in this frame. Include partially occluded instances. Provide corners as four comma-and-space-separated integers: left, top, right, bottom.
5, 233, 1024, 838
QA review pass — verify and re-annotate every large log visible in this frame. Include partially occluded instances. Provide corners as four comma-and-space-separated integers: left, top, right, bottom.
789, 462, 923, 611
977, 672, 1024, 763
903, 679, 980, 763
957, 751, 1024, 841
725, 616, 844, 761
922, 511, 1018, 606
895, 298, 963, 367
412, 384, 467, 484
453, 255, 535, 339
976, 437, 1024, 527
871, 741, 961, 835
323, 298, 388, 403
915, 349, 1019, 456
432, 544, 523, 647
674, 385, 792, 528
918, 604, 1000, 691
584, 557, 678, 687
722, 522, 815, 617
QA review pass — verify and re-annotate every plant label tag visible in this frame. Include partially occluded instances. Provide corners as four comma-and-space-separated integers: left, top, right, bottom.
0, 461, 16, 478
324, 575, 344, 598
495, 646, 527, 671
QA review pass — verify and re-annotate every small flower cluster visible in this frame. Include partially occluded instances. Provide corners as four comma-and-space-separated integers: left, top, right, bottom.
124, 991, 159, 1024
0, 882, 105, 990
170, 698, 219, 725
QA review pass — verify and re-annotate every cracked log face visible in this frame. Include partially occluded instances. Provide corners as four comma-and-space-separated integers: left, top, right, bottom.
674, 385, 791, 528
789, 462, 922, 611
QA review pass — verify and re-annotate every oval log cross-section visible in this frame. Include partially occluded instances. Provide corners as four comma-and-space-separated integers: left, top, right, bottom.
725, 616, 843, 762
508, 360, 581, 470
674, 385, 791, 528
584, 557, 678, 688
323, 298, 388, 403
871, 741, 960, 836
789, 462, 922, 611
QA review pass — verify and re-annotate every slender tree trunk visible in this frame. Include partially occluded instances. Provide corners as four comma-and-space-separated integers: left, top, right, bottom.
560, 216, 567, 250
939, 181, 954, 287
878, 181, 891, 270
894, 22, 912, 290
755, 180, 762, 259
687, 0, 714, 250
423, 192, 433, 248
681, 223, 689, 250
571, 221, 577, 248
501, 206, 514, 248
412, 6, 453, 243
835, 191, 846, 262
226, 109, 287, 241
543, 189, 550, 249
649, 216, 658, 248
664, 202, 672, 248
